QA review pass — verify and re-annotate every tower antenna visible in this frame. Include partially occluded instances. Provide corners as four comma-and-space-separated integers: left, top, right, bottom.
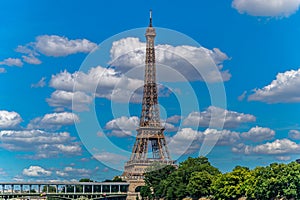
149, 9, 153, 27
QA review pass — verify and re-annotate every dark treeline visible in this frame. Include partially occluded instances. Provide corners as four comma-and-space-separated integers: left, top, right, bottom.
140, 157, 300, 200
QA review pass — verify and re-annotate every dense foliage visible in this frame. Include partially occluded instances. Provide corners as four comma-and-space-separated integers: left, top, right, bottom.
140, 157, 300, 200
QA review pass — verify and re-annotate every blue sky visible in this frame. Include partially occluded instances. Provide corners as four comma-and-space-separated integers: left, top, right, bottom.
1, 0, 300, 181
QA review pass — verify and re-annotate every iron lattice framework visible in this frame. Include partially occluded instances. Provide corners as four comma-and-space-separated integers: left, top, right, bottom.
124, 11, 173, 178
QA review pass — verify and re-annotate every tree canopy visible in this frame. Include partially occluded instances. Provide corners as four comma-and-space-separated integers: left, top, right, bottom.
141, 157, 300, 200
142, 157, 220, 200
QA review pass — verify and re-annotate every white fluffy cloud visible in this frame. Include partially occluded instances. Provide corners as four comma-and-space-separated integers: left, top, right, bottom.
233, 139, 300, 155
168, 128, 203, 155
31, 77, 46, 88
105, 116, 139, 137
232, 0, 300, 17
47, 90, 93, 112
168, 128, 241, 155
33, 165, 97, 179
50, 67, 143, 98
183, 106, 256, 128
93, 152, 127, 165
109, 37, 231, 82
48, 66, 144, 109
0, 58, 23, 67
22, 54, 41, 65
203, 128, 240, 146
105, 116, 178, 137
248, 68, 300, 103
17, 35, 97, 57
0, 110, 22, 129
23, 166, 52, 177
238, 91, 247, 101
16, 44, 42, 65
59, 166, 91, 177
241, 126, 275, 142
35, 35, 97, 57
0, 130, 81, 159
162, 121, 178, 132
28, 112, 79, 130
168, 125, 280, 156
55, 171, 68, 177
166, 115, 182, 124
12, 35, 96, 67
289, 130, 300, 140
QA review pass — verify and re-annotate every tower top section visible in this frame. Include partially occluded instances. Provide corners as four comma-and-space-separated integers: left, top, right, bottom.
146, 10, 156, 38
140, 9, 159, 127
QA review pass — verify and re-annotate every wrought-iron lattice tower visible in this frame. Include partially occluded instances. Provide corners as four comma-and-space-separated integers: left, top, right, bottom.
124, 11, 174, 178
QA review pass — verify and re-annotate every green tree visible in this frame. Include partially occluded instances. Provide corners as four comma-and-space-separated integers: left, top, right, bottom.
169, 156, 219, 199
248, 162, 300, 200
141, 157, 300, 199
140, 186, 152, 200
112, 176, 126, 182
160, 173, 186, 199
283, 162, 300, 199
153, 157, 220, 199
79, 178, 94, 182
186, 171, 213, 198
144, 162, 176, 199
211, 166, 251, 199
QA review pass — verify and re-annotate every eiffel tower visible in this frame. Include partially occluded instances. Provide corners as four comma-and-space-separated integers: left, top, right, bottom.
123, 10, 174, 199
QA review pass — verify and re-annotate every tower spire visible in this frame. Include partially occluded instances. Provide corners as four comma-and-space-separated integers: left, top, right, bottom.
149, 9, 153, 27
